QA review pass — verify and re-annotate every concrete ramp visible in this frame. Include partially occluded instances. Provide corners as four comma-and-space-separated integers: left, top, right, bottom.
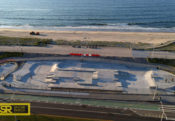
144, 71, 156, 88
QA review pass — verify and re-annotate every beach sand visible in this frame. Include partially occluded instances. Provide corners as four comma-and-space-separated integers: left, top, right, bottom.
0, 28, 175, 44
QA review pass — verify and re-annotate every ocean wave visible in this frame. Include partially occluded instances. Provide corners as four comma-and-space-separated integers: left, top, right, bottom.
3, 17, 120, 21
127, 21, 175, 28
1, 23, 175, 32
15, 8, 51, 11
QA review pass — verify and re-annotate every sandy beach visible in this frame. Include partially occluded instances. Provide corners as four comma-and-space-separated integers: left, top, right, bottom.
0, 28, 175, 44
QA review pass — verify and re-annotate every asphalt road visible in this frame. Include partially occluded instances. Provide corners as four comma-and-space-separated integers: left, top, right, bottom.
1, 98, 175, 121
0, 45, 175, 59
14, 101, 162, 121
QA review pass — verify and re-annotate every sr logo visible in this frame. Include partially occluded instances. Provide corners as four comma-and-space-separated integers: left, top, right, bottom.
0, 105, 12, 114
0, 103, 30, 116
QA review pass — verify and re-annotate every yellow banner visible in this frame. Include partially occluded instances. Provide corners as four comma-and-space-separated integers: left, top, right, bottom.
0, 103, 30, 116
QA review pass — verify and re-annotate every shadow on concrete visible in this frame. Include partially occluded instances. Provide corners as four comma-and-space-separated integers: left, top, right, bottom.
114, 71, 136, 88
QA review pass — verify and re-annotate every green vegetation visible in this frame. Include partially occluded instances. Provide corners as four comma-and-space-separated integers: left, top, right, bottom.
147, 41, 175, 52
0, 35, 174, 50
147, 58, 175, 67
55, 40, 151, 48
0, 115, 100, 121
0, 36, 52, 46
155, 42, 175, 51
147, 58, 175, 74
0, 35, 152, 48
0, 52, 24, 59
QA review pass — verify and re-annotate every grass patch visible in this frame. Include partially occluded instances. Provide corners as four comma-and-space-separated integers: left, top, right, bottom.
0, 35, 152, 48
0, 36, 52, 46
146, 41, 175, 52
155, 42, 175, 51
147, 58, 175, 74
147, 58, 175, 67
0, 52, 24, 59
55, 40, 151, 48
0, 114, 101, 121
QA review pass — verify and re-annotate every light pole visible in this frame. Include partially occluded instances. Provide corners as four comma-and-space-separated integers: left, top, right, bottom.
153, 85, 158, 101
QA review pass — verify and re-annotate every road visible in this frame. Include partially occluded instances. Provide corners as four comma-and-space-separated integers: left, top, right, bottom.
0, 99, 162, 121
0, 45, 175, 59
1, 95, 175, 121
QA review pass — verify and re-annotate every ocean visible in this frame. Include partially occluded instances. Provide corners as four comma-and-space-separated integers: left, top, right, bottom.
0, 0, 175, 32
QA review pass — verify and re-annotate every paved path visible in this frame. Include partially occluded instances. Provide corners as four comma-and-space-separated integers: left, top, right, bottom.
0, 45, 175, 59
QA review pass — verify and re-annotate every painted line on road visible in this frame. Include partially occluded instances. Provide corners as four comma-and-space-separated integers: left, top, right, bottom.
37, 113, 111, 121
31, 105, 131, 116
